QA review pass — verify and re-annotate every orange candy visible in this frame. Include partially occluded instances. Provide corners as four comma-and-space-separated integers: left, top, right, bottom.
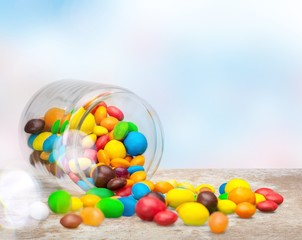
97, 150, 110, 165
130, 155, 145, 166
101, 117, 119, 131
141, 180, 155, 191
94, 106, 107, 125
130, 171, 146, 182
80, 207, 104, 226
208, 212, 229, 234
80, 194, 101, 207
154, 181, 174, 194
111, 158, 131, 168
44, 107, 65, 129
228, 187, 256, 204
235, 202, 256, 218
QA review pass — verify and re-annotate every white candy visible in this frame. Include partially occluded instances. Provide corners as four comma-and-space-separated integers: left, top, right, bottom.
68, 157, 92, 173
29, 201, 49, 220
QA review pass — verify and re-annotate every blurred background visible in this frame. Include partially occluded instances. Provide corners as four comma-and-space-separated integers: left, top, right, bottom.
1, 0, 302, 169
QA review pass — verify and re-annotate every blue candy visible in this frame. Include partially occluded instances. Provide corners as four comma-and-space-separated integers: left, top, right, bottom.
42, 134, 57, 152
28, 134, 38, 148
77, 178, 95, 191
118, 196, 137, 217
124, 132, 148, 156
219, 182, 227, 194
128, 165, 145, 175
131, 182, 150, 200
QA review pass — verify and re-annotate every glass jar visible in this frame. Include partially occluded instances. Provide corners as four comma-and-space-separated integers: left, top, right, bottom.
20, 80, 164, 193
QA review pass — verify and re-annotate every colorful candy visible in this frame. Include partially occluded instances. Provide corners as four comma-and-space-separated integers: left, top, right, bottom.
208, 212, 229, 234
196, 191, 218, 213
24, 119, 45, 134
118, 196, 137, 217
29, 201, 50, 220
177, 202, 209, 226
235, 202, 256, 218
131, 182, 151, 200
96, 198, 124, 218
135, 196, 167, 221
228, 187, 256, 204
86, 187, 114, 198
60, 213, 82, 229
257, 200, 278, 212
166, 188, 195, 208
225, 178, 251, 193
217, 199, 236, 214
80, 194, 101, 207
48, 190, 71, 214
153, 210, 178, 226
80, 207, 104, 226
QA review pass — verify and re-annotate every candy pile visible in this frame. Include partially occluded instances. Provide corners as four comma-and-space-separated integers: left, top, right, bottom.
41, 178, 284, 234
24, 102, 148, 191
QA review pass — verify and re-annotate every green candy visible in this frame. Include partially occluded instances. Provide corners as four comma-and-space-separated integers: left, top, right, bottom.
48, 190, 71, 214
127, 122, 138, 132
113, 121, 129, 140
219, 193, 229, 200
86, 188, 114, 198
60, 120, 69, 133
51, 120, 60, 134
96, 198, 124, 218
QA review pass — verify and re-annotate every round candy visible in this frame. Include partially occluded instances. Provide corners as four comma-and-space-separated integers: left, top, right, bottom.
177, 182, 196, 193
127, 122, 138, 132
128, 165, 144, 175
235, 202, 256, 218
130, 155, 145, 166
60, 213, 82, 229
114, 167, 129, 178
135, 196, 167, 221
107, 177, 127, 191
257, 200, 278, 212
80, 194, 101, 207
111, 158, 130, 168
97, 149, 111, 165
29, 201, 49, 220
228, 187, 255, 205
166, 188, 195, 208
92, 165, 116, 188
177, 202, 209, 226
255, 193, 266, 204
95, 135, 110, 151
33, 132, 52, 151
218, 193, 228, 200
118, 196, 137, 217
80, 207, 104, 226
104, 140, 126, 159
44, 107, 65, 129
196, 184, 215, 193
196, 191, 218, 213
42, 134, 57, 152
107, 106, 124, 121
113, 121, 129, 140
219, 182, 227, 194
124, 132, 148, 156
96, 198, 124, 218
255, 187, 275, 196
116, 186, 132, 197
93, 125, 108, 136
48, 190, 71, 214
265, 192, 284, 205
86, 188, 114, 198
132, 182, 151, 200
217, 199, 236, 214
225, 178, 251, 193
153, 209, 178, 226
24, 119, 45, 134
94, 106, 107, 125
71, 197, 83, 211
146, 191, 166, 204
101, 116, 119, 131
208, 211, 229, 234
130, 171, 147, 182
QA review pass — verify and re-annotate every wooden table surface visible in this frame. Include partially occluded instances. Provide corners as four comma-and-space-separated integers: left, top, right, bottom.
1, 169, 301, 240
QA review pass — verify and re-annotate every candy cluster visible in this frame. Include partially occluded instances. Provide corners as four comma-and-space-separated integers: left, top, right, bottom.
24, 102, 148, 191
41, 178, 284, 234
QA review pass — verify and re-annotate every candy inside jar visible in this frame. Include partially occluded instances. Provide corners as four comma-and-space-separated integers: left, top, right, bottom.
21, 80, 164, 192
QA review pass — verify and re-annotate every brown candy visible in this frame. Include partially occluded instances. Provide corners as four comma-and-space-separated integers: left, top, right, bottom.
146, 191, 166, 204
107, 178, 127, 190
60, 213, 82, 228
24, 119, 45, 134
196, 191, 218, 213
92, 165, 116, 188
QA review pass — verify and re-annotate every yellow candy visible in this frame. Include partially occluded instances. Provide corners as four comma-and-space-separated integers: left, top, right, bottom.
71, 197, 83, 211
177, 182, 196, 193
130, 171, 146, 182
80, 194, 101, 207
166, 179, 178, 188
166, 188, 195, 208
217, 199, 237, 214
70, 107, 96, 134
177, 202, 209, 226
93, 125, 108, 136
40, 151, 50, 161
140, 180, 155, 191
130, 155, 145, 166
111, 158, 131, 168
196, 183, 215, 193
255, 193, 266, 204
82, 134, 97, 148
33, 132, 52, 151
104, 140, 126, 159
225, 178, 251, 194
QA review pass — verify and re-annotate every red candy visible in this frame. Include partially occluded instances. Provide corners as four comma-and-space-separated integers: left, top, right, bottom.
255, 187, 274, 196
265, 192, 284, 205
153, 210, 178, 226
116, 185, 132, 197
95, 135, 110, 151
257, 200, 278, 212
107, 106, 124, 121
135, 196, 166, 221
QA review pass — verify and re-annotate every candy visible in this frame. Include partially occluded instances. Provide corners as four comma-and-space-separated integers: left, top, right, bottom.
116, 186, 132, 197
93, 125, 108, 136
218, 193, 228, 200
128, 165, 144, 175
80, 207, 104, 226
166, 188, 195, 208
146, 191, 166, 204
257, 200, 278, 212
225, 178, 251, 193
77, 178, 94, 191
32, 132, 52, 151
177, 182, 196, 193
153, 210, 178, 226
82, 134, 97, 148
24, 119, 45, 134
228, 187, 255, 205
124, 132, 148, 156
111, 158, 131, 168
255, 187, 275, 196
51, 119, 60, 134
68, 158, 92, 174
95, 135, 110, 151
140, 180, 155, 191
135, 196, 167, 221
196, 183, 215, 193
71, 197, 83, 211
107, 177, 127, 190
107, 106, 124, 121
255, 193, 266, 204
94, 106, 107, 125
86, 188, 114, 198
127, 122, 138, 132
177, 202, 209, 226
265, 192, 284, 205
42, 134, 57, 152
217, 199, 236, 214
80, 194, 101, 207
114, 167, 129, 178
130, 171, 147, 182
154, 181, 174, 194
196, 191, 218, 213
118, 196, 137, 217
92, 165, 116, 188
131, 182, 151, 200
113, 121, 129, 140
96, 198, 124, 218
48, 190, 71, 214
83, 148, 97, 163
29, 201, 49, 220
101, 116, 119, 131
60, 213, 82, 229
219, 182, 227, 194
70, 108, 96, 134
235, 202, 256, 218
44, 107, 65, 129
130, 155, 145, 166
208, 212, 229, 234
97, 149, 110, 165
104, 140, 127, 159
